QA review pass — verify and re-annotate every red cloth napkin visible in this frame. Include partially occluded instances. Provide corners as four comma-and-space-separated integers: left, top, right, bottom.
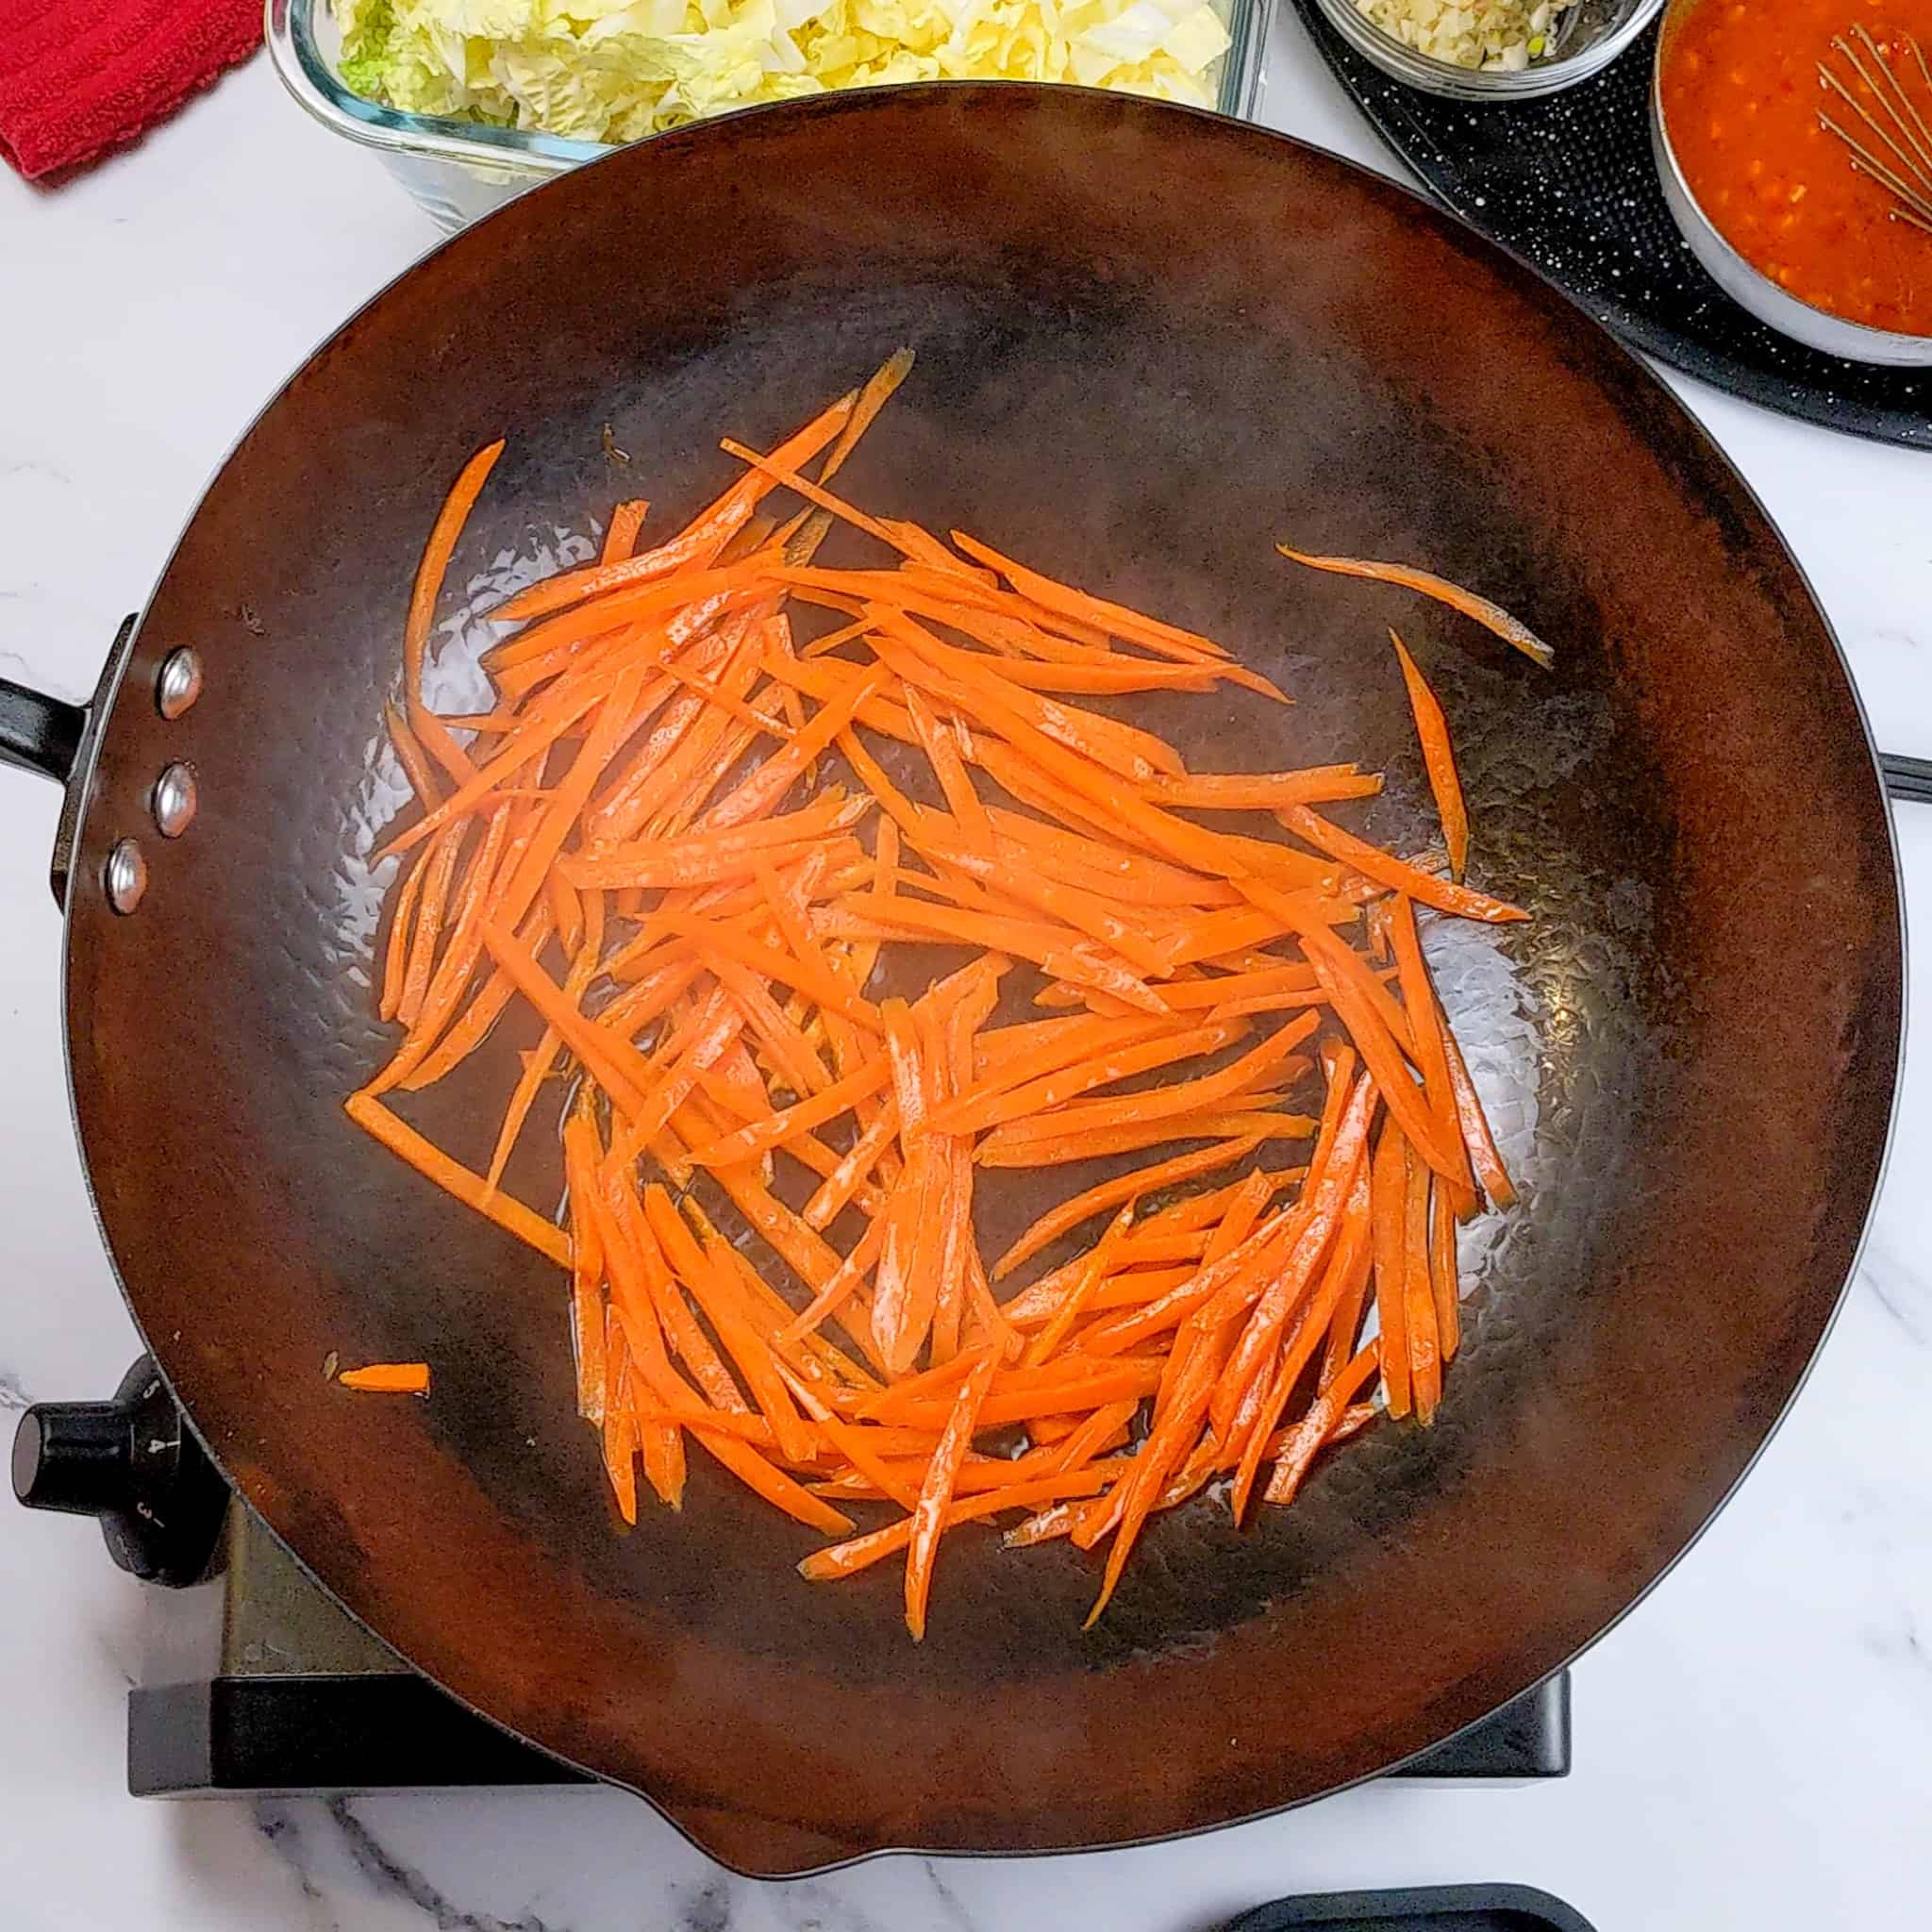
0, 0, 261, 180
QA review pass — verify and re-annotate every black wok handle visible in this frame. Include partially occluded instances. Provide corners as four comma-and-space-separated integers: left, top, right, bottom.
1880, 754, 1932, 807
0, 619, 144, 908
0, 678, 86, 786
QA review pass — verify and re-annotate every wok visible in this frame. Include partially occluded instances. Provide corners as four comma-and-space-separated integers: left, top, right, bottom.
0, 85, 1904, 1875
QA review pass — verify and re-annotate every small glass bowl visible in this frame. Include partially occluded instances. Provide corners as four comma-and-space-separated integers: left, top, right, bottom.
1309, 0, 1667, 101
1649, 0, 1932, 367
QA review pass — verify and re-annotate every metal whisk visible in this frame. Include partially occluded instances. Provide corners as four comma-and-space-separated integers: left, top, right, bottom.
1818, 25, 1932, 239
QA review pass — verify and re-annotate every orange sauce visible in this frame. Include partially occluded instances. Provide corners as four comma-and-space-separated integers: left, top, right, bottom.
1660, 0, 1932, 337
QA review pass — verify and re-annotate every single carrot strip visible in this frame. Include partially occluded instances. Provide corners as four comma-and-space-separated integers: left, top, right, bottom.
1261, 1343, 1382, 1507
1441, 1027, 1519, 1211
1369, 1121, 1411, 1419
904, 687, 991, 841
1079, 1208, 1292, 1357
598, 1166, 707, 1499
1084, 1326, 1221, 1625
1276, 543, 1555, 670
1403, 1135, 1441, 1424
1277, 805, 1524, 924
602, 499, 650, 565
345, 1091, 569, 1268
562, 1104, 608, 1424
1141, 767, 1383, 810
601, 1313, 640, 1524
337, 1362, 430, 1394
885, 1360, 1164, 1433
1429, 1174, 1462, 1364
404, 440, 503, 781
1321, 1162, 1375, 1391
905, 1347, 999, 1640
1389, 629, 1470, 880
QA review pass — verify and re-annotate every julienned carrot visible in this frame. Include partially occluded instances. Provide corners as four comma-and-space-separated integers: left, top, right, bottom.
1388, 630, 1470, 881
1275, 543, 1557, 671
349, 355, 1529, 1636
337, 1362, 430, 1393
904, 1346, 998, 1639
1369, 1122, 1411, 1419
1278, 805, 1524, 924
346, 1091, 569, 1268
404, 440, 503, 783
1441, 1026, 1519, 1211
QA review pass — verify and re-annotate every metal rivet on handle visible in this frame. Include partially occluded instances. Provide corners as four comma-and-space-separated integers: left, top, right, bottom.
152, 764, 196, 839
106, 840, 147, 915
156, 649, 203, 721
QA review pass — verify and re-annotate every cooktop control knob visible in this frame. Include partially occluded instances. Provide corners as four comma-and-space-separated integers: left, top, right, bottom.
12, 1357, 226, 1586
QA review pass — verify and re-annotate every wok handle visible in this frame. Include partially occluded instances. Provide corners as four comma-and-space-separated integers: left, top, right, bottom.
0, 678, 87, 787
1881, 754, 1932, 807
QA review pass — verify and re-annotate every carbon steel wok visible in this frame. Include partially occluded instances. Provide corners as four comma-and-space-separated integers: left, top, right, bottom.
0, 85, 1903, 1875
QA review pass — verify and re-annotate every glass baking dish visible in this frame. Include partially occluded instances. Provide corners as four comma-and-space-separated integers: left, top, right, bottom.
266, 0, 1275, 231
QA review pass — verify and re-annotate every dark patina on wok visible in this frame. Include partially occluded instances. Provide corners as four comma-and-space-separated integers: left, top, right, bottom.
5, 87, 1900, 1874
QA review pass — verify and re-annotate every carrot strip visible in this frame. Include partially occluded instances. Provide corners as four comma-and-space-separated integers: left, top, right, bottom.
562, 1105, 609, 1424
1403, 1135, 1441, 1423
1276, 543, 1555, 670
601, 1314, 640, 1524
1388, 630, 1469, 880
1369, 1121, 1411, 1419
1141, 767, 1383, 811
337, 1362, 430, 1394
345, 1091, 569, 1268
904, 1347, 999, 1639
1277, 804, 1524, 924
602, 499, 650, 565
1430, 1174, 1462, 1365
404, 440, 503, 781
1442, 1027, 1519, 1211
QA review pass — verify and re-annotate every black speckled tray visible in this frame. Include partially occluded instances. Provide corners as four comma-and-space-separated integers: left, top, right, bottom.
1289, 6, 1931, 449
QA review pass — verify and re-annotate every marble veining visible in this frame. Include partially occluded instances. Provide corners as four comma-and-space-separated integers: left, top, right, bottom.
2, 17, 1929, 1932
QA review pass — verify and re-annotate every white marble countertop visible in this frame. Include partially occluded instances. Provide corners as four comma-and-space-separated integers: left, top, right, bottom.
2, 20, 1928, 1931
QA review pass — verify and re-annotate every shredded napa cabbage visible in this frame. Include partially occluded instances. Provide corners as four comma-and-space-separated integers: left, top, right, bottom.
333, 0, 1232, 141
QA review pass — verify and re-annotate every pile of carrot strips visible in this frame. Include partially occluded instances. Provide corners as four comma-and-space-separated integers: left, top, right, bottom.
348, 351, 1541, 1638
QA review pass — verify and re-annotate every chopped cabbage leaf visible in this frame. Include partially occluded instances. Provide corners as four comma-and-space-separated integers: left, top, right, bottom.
333, 0, 1232, 140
